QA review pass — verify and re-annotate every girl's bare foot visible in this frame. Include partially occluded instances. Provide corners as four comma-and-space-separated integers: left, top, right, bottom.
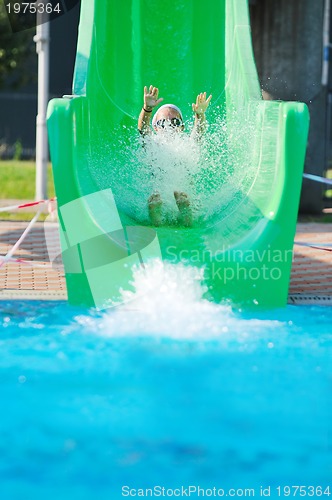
174, 191, 192, 227
148, 193, 163, 226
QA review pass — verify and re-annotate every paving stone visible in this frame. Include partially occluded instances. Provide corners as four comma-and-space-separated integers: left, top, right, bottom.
0, 219, 331, 304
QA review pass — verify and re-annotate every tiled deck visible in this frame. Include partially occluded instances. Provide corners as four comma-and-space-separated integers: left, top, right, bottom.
289, 223, 332, 305
0, 221, 67, 301
0, 220, 331, 305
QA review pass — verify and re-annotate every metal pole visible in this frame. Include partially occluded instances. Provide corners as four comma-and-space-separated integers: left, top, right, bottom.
322, 0, 331, 86
34, 2, 50, 200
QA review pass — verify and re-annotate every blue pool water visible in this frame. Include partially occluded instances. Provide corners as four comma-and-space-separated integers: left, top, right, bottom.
1, 264, 332, 499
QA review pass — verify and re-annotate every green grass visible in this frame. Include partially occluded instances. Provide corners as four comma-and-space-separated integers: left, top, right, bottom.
0, 160, 55, 199
298, 213, 332, 223
0, 160, 55, 221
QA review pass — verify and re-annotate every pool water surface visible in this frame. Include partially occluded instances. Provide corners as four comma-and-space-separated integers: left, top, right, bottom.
0, 263, 331, 499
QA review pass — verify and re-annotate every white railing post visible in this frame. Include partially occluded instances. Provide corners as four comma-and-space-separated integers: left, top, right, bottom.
34, 1, 50, 200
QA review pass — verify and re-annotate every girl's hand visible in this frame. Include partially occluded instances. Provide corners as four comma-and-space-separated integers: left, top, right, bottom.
144, 85, 164, 110
192, 92, 212, 116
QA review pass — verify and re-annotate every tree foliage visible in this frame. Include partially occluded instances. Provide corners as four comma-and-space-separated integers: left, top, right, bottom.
0, 2, 36, 89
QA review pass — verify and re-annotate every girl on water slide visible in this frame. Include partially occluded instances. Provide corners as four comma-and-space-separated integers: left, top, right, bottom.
138, 85, 212, 226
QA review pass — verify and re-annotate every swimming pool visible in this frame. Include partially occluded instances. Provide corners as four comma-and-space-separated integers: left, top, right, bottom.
1, 264, 332, 499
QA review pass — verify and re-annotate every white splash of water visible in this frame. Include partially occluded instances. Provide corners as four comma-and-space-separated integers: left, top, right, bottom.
88, 108, 258, 225
138, 130, 201, 219
75, 260, 284, 341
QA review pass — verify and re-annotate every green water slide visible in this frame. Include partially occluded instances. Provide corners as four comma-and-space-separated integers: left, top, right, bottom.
47, 0, 309, 309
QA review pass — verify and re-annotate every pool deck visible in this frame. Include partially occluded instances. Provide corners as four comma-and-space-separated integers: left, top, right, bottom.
0, 218, 331, 305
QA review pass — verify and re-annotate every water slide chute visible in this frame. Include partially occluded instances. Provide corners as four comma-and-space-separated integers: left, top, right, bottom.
47, 0, 309, 309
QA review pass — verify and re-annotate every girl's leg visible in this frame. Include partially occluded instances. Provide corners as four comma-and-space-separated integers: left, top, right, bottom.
174, 191, 192, 227
148, 193, 163, 226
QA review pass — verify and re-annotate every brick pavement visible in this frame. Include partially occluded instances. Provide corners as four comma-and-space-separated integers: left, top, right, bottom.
0, 220, 331, 305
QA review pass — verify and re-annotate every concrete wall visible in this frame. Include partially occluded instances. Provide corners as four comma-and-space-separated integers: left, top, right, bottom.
250, 0, 327, 213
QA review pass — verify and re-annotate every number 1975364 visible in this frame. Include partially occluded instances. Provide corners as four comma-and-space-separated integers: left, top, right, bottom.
6, 2, 62, 15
